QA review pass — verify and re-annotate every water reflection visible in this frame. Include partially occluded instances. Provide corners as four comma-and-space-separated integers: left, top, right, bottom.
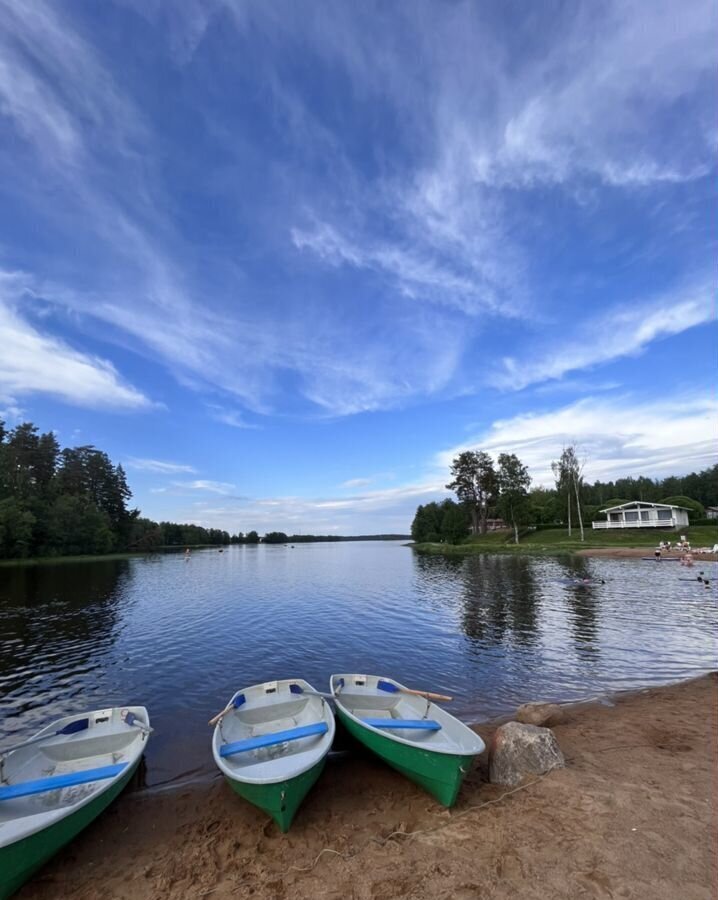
1, 545, 716, 783
0, 561, 130, 732
553, 557, 601, 655
459, 555, 540, 648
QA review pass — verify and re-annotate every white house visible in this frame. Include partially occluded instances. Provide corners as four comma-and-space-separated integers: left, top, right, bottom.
706, 506, 718, 520
592, 501, 690, 530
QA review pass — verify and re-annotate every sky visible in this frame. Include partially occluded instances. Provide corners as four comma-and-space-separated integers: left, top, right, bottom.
0, 0, 716, 535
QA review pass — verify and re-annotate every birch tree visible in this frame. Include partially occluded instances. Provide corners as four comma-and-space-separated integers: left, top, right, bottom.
551, 445, 586, 541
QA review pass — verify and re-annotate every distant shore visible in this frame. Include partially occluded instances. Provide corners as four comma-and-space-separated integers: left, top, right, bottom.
0, 537, 412, 568
0, 546, 235, 567
17, 673, 717, 899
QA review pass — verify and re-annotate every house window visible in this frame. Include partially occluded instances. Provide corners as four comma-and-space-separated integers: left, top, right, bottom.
609, 513, 621, 522
657, 509, 672, 520
640, 511, 650, 520
625, 511, 639, 522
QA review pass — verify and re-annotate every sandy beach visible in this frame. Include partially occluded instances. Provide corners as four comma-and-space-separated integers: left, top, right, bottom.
575, 547, 718, 561
14, 673, 717, 900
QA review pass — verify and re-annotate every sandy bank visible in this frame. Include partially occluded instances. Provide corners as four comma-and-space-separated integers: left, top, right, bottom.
575, 547, 718, 561
17, 674, 718, 900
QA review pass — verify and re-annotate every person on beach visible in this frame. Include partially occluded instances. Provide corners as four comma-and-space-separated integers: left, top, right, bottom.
654, 547, 661, 561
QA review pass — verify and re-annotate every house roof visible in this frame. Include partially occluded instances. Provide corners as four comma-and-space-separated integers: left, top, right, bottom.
600, 501, 691, 513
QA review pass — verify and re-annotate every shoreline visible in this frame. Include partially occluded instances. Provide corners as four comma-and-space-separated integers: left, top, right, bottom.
575, 546, 718, 560
17, 673, 718, 899
0, 547, 225, 568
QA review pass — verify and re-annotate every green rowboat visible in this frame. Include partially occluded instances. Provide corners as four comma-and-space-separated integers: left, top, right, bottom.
330, 674, 484, 807
212, 679, 335, 832
0, 706, 150, 899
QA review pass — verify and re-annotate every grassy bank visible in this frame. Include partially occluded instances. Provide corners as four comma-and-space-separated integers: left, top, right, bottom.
412, 524, 718, 556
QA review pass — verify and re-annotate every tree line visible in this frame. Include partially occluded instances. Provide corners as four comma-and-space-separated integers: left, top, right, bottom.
412, 447, 717, 545
0, 420, 233, 559
235, 532, 409, 544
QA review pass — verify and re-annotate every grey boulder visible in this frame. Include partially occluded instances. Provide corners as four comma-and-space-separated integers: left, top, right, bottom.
489, 721, 565, 786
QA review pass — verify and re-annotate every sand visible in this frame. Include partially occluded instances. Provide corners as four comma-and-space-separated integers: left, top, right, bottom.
16, 674, 718, 900
575, 547, 718, 561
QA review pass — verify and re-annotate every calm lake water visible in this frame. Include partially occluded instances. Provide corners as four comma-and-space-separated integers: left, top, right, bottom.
1, 543, 716, 786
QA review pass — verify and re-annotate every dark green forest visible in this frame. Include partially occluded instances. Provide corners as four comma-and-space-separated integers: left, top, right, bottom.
0, 421, 232, 559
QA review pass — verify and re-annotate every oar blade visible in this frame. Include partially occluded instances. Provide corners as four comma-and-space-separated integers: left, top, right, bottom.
59, 718, 90, 736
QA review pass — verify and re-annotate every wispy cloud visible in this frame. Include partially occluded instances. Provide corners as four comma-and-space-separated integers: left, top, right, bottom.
126, 458, 197, 474
174, 479, 237, 495
437, 392, 718, 487
0, 0, 714, 425
207, 405, 259, 429
493, 278, 714, 391
156, 480, 445, 535
0, 271, 151, 411
341, 477, 373, 489
141, 388, 717, 533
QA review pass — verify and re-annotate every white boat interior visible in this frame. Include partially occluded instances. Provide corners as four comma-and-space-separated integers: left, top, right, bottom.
331, 674, 484, 755
213, 679, 335, 785
0, 706, 149, 847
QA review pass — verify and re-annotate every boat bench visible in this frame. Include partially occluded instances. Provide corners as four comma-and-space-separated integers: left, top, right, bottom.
220, 722, 328, 758
362, 718, 442, 730
0, 763, 128, 801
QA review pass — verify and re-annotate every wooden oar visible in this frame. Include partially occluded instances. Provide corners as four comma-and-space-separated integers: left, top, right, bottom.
402, 688, 453, 702
208, 703, 235, 727
377, 679, 453, 702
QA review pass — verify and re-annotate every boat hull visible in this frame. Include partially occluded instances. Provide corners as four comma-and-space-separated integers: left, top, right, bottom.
0, 759, 139, 900
336, 708, 475, 807
224, 756, 326, 833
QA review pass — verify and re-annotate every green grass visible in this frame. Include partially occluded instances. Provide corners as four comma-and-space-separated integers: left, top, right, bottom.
413, 525, 718, 557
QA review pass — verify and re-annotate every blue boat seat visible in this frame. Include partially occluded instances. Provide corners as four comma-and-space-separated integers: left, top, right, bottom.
220, 722, 328, 758
0, 763, 128, 801
362, 718, 441, 730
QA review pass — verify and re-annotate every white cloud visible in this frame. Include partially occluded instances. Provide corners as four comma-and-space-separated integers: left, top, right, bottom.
0, 278, 151, 411
285, 0, 715, 332
141, 391, 717, 533
126, 458, 197, 474
493, 278, 714, 391
207, 406, 259, 429
174, 479, 237, 495
341, 477, 372, 489
153, 480, 444, 535
0, 0, 714, 424
0, 0, 143, 168
437, 393, 718, 487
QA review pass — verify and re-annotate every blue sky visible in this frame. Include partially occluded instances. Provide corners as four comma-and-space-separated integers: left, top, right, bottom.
1, 0, 716, 534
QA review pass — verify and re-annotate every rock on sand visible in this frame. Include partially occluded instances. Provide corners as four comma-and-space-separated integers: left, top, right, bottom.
489, 721, 565, 786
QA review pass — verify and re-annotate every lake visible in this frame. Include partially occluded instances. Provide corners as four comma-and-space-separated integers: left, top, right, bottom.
1, 543, 716, 787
